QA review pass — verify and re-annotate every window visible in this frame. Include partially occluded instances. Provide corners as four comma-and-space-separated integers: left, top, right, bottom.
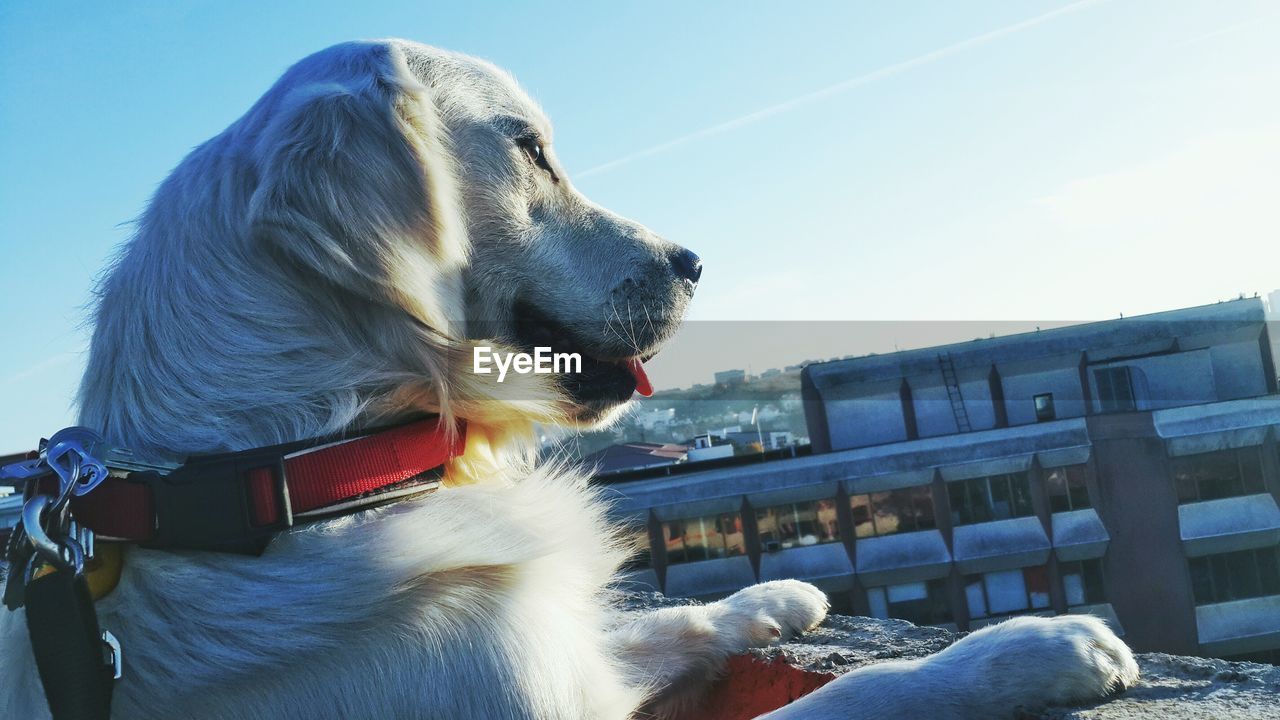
866, 579, 954, 626
965, 566, 1051, 620
948, 473, 1034, 526
1172, 447, 1266, 504
849, 486, 936, 538
1061, 559, 1107, 607
663, 513, 746, 564
1094, 367, 1136, 413
1045, 465, 1092, 513
756, 499, 840, 550
1033, 393, 1056, 422
1188, 547, 1280, 605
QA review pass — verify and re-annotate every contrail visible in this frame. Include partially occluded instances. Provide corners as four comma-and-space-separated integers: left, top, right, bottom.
1, 352, 75, 385
576, 0, 1113, 179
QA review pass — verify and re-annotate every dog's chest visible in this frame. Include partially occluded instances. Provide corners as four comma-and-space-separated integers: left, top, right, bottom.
11, 472, 643, 719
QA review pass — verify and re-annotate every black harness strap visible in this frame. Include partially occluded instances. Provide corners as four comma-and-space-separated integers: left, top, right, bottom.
25, 567, 114, 720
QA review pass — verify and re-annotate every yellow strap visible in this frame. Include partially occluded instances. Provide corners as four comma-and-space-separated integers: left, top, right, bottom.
85, 544, 124, 600
30, 543, 124, 601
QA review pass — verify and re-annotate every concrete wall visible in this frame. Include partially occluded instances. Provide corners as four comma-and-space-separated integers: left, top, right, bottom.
1211, 340, 1271, 400
800, 301, 1272, 454
810, 345, 1269, 448
1087, 413, 1200, 655
910, 374, 958, 438
1003, 365, 1086, 425
958, 372, 999, 432
822, 380, 908, 450
910, 369, 999, 437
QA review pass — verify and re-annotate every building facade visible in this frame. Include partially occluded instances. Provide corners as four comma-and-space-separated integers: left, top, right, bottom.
714, 369, 748, 386
604, 299, 1280, 662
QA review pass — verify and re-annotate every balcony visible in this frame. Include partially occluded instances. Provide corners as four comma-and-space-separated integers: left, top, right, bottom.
1179, 494, 1280, 557
952, 516, 1051, 574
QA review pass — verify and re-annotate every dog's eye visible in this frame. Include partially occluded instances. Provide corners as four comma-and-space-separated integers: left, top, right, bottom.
517, 137, 558, 182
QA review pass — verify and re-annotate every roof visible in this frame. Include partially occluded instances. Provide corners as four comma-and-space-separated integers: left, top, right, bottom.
601, 417, 1092, 520
584, 442, 689, 475
805, 298, 1267, 391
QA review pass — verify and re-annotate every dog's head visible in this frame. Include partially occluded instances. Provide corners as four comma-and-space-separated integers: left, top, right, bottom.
247, 40, 698, 431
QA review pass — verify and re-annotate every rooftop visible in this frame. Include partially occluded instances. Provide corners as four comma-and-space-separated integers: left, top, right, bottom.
804, 297, 1267, 390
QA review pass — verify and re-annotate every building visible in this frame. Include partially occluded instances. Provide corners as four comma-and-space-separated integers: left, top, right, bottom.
1268, 290, 1280, 384
686, 434, 735, 462
719, 429, 794, 451
602, 299, 1280, 663
584, 442, 689, 476
0, 486, 21, 549
635, 407, 677, 431
0, 451, 28, 547
714, 369, 748, 386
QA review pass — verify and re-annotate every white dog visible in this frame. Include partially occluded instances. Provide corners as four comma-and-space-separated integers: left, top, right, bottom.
1, 40, 1137, 719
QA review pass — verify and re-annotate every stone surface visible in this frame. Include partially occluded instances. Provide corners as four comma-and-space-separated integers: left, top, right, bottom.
618, 592, 1280, 719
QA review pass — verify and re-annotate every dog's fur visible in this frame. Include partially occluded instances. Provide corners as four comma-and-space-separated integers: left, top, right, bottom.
1, 40, 1138, 719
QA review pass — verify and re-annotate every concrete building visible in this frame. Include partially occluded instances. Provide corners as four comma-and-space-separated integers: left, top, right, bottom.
635, 407, 677, 431
0, 486, 21, 549
714, 369, 748, 386
0, 452, 28, 547
1267, 290, 1279, 386
603, 299, 1280, 663
687, 434, 736, 463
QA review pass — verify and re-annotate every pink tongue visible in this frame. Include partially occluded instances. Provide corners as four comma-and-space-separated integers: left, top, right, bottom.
625, 359, 653, 397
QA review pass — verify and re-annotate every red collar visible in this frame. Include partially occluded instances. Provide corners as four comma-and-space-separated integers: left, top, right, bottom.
39, 417, 466, 554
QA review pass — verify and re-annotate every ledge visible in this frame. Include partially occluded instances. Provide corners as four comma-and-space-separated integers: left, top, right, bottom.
1178, 494, 1280, 557
759, 543, 854, 589
663, 556, 756, 600
1052, 509, 1111, 561
621, 592, 1280, 719
952, 516, 1051, 574
854, 529, 951, 586
1196, 595, 1280, 657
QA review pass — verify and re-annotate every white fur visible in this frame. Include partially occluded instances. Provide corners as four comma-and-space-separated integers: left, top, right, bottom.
0, 38, 1138, 719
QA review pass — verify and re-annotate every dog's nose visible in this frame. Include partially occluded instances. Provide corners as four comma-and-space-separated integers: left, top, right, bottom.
669, 247, 703, 284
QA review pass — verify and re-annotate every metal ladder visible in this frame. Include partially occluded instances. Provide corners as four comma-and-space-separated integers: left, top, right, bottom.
937, 353, 972, 433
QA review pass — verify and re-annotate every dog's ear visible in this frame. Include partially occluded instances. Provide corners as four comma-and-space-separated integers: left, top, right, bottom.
247, 42, 466, 326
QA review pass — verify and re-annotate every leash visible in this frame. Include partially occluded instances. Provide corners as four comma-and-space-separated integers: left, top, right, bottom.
2, 417, 465, 720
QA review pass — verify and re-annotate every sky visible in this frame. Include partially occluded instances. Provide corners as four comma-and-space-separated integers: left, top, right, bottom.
1, 0, 1279, 450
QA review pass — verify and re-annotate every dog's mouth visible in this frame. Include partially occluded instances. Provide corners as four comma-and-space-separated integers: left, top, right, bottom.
510, 300, 659, 420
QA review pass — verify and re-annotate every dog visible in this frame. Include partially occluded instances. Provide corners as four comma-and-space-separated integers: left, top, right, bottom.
0, 40, 1138, 719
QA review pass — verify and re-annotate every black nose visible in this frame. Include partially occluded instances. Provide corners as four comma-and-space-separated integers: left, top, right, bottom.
670, 247, 703, 284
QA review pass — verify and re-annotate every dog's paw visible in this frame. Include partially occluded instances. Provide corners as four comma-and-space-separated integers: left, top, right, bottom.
711, 580, 830, 647
942, 614, 1139, 711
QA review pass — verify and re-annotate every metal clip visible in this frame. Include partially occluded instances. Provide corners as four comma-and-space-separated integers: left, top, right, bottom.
45, 427, 110, 498
101, 630, 123, 680
21, 496, 85, 574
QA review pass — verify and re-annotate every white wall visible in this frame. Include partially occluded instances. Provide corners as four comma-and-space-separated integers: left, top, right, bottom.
1125, 350, 1216, 411
1002, 366, 1086, 425
911, 375, 959, 438
826, 388, 908, 450
1210, 340, 1269, 400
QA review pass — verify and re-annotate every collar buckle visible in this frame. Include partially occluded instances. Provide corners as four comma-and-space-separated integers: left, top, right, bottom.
143, 451, 293, 555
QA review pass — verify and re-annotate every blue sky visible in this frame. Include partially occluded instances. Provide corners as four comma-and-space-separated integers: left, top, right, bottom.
2, 0, 1278, 449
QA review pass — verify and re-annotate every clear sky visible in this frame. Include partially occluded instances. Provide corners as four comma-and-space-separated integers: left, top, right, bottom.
1, 0, 1278, 450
